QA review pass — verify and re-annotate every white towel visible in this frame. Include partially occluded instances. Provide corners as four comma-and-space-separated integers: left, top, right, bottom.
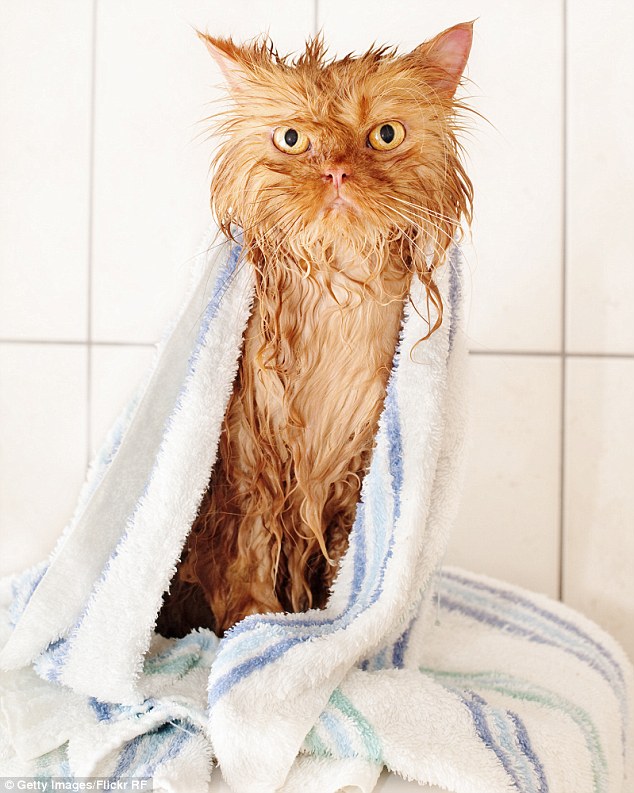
1, 229, 632, 793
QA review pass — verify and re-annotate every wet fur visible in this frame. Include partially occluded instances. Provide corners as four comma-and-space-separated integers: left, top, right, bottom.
155, 25, 473, 638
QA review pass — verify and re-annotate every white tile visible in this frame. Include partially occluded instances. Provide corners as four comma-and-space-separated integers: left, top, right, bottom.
91, 1, 314, 343
446, 355, 562, 597
187, 0, 316, 53
563, 358, 634, 661
90, 345, 156, 457
317, 0, 563, 352
567, 3, 634, 354
0, 344, 87, 576
0, 4, 91, 340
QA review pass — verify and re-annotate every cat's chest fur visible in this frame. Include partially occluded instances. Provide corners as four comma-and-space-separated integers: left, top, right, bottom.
244, 260, 405, 452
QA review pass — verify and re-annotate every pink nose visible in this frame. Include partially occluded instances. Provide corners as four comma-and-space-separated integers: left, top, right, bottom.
323, 167, 350, 191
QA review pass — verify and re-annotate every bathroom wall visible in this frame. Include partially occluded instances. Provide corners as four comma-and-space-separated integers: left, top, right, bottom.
1, 1, 632, 660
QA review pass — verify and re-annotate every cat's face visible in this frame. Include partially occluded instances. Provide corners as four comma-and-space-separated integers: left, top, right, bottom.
202, 24, 473, 267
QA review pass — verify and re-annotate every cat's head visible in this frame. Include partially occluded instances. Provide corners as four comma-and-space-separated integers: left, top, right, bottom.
200, 24, 474, 280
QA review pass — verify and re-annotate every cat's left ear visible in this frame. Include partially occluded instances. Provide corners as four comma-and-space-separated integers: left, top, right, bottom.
197, 32, 250, 93
411, 21, 474, 97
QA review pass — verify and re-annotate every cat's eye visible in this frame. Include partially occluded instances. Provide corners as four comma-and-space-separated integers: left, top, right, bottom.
272, 127, 310, 155
367, 121, 406, 151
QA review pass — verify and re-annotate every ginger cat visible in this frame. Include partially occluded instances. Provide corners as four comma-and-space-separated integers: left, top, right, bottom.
156, 23, 473, 637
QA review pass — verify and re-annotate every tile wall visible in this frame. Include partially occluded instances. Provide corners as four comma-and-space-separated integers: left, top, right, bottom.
1, 1, 632, 661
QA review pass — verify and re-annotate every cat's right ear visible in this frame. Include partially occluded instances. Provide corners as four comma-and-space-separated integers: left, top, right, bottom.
197, 32, 249, 93
410, 21, 475, 98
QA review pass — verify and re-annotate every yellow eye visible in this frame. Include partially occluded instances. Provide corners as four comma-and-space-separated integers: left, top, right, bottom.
368, 121, 406, 151
272, 127, 310, 154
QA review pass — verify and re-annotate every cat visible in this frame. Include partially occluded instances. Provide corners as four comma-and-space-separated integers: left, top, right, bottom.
155, 22, 474, 638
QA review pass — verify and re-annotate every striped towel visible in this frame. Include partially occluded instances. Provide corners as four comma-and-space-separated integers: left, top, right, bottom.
0, 228, 632, 793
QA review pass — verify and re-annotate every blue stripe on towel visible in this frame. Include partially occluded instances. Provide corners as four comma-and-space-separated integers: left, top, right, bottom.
448, 245, 462, 352
145, 724, 192, 777
319, 710, 352, 758
460, 691, 527, 791
384, 378, 404, 524
184, 241, 243, 378
89, 696, 114, 722
111, 733, 144, 778
391, 617, 414, 669
344, 412, 394, 615
509, 711, 549, 793
348, 502, 369, 609
34, 637, 70, 683
370, 648, 388, 671
119, 727, 160, 778
109, 721, 192, 779
489, 708, 535, 790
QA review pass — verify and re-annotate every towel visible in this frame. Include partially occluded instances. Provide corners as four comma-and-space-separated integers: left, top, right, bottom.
0, 228, 632, 793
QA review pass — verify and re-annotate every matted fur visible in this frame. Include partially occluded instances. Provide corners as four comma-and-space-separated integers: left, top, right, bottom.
156, 24, 474, 637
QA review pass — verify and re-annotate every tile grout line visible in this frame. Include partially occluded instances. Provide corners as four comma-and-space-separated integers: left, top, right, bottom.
2, 339, 634, 358
558, 0, 568, 603
0, 339, 157, 348
86, 0, 98, 465
469, 350, 634, 359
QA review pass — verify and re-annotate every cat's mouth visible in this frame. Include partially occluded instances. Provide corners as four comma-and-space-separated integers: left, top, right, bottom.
323, 194, 357, 216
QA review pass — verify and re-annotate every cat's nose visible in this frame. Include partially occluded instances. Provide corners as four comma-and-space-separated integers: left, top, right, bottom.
323, 167, 350, 191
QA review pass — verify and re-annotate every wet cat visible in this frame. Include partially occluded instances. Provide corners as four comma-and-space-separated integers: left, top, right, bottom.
156, 22, 473, 637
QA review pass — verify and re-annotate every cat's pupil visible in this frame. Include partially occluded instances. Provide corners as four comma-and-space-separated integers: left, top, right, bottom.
380, 124, 395, 143
284, 129, 299, 147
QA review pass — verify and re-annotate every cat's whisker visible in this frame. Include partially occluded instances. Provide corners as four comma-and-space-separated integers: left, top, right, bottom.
240, 195, 289, 215
378, 204, 432, 251
385, 194, 455, 225
374, 202, 448, 288
376, 208, 425, 259
242, 200, 289, 231
379, 200, 455, 266
378, 204, 464, 291
254, 211, 305, 268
